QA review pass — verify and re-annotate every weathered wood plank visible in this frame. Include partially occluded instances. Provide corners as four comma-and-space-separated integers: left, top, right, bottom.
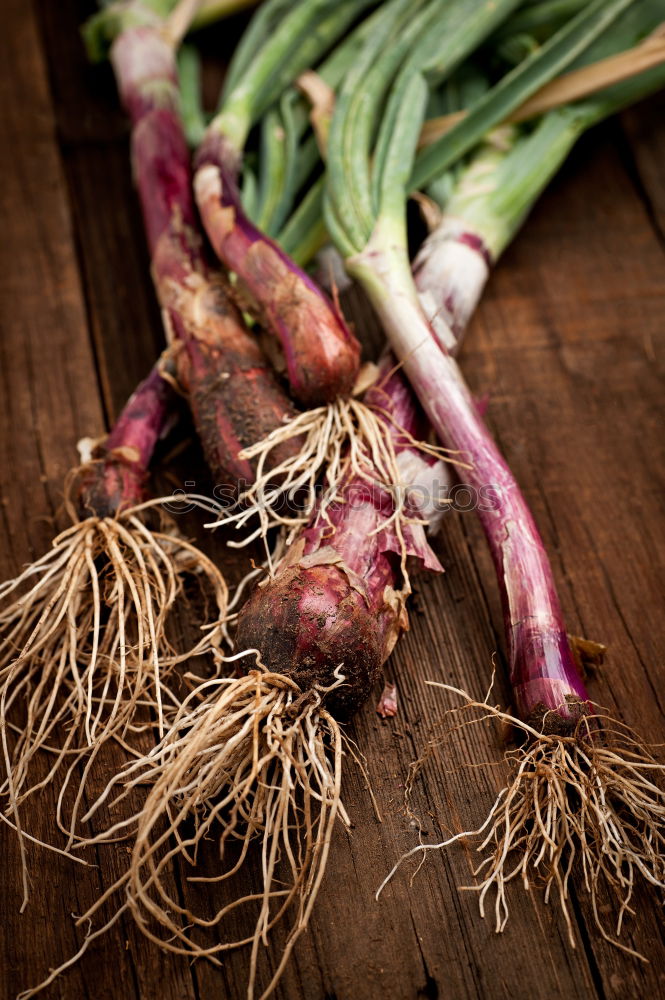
35, 0, 164, 421
620, 91, 665, 245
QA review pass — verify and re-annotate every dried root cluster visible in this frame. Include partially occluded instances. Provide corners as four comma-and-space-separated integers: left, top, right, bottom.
208, 391, 453, 557
0, 497, 228, 874
380, 686, 665, 959
23, 667, 346, 1000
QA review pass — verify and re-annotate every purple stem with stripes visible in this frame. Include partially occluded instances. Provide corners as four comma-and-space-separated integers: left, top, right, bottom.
349, 232, 590, 732
110, 26, 298, 488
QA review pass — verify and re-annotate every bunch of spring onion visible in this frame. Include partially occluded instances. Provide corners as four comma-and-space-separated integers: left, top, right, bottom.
323, 0, 665, 953
0, 0, 304, 872
9, 0, 547, 987
17, 0, 665, 993
107, 13, 665, 969
21, 353, 452, 1000
187, 0, 466, 547
13, 4, 449, 993
92, 6, 665, 976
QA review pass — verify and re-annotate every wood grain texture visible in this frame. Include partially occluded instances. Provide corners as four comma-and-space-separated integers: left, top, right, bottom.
0, 5, 196, 999
1, 1, 663, 998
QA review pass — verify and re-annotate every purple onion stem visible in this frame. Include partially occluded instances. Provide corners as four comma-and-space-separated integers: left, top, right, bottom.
350, 240, 590, 731
109, 26, 298, 488
194, 130, 361, 407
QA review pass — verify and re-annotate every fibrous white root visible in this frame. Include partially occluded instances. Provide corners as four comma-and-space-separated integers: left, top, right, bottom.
378, 685, 665, 960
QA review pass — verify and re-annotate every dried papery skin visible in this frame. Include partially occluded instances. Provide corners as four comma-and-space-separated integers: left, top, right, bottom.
412, 128, 517, 354
194, 130, 361, 406
377, 680, 398, 718
238, 546, 398, 718
413, 217, 492, 353
380, 687, 665, 959
113, 26, 300, 486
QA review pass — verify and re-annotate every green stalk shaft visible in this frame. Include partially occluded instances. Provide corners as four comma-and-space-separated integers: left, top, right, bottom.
194, 0, 256, 28
411, 0, 637, 190
253, 2, 392, 236
443, 111, 586, 259
277, 177, 327, 265
212, 0, 365, 152
177, 44, 207, 147
494, 0, 589, 42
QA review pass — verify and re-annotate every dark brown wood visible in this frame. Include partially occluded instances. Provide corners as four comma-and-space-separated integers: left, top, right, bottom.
0, 6, 195, 999
1, 2, 664, 998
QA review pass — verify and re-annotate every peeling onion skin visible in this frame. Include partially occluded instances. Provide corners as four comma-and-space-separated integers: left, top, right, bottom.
237, 362, 443, 718
195, 131, 361, 407
414, 220, 492, 354
111, 27, 300, 489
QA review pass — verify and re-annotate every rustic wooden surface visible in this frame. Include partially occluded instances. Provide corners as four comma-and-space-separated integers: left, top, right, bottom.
2, 2, 665, 998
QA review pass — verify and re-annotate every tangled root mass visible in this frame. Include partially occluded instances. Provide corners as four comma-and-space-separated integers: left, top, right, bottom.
379, 685, 665, 959
21, 666, 346, 1000
0, 498, 228, 886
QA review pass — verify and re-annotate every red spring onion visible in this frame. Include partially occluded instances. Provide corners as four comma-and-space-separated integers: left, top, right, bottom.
362, 218, 665, 960
192, 0, 363, 406
236, 358, 445, 713
0, 355, 230, 902
194, 137, 360, 406
21, 354, 445, 1000
77, 362, 175, 516
326, 0, 665, 951
111, 24, 299, 485
353, 243, 591, 728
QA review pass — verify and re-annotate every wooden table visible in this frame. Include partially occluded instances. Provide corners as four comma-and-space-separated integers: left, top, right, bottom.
2, 2, 665, 998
